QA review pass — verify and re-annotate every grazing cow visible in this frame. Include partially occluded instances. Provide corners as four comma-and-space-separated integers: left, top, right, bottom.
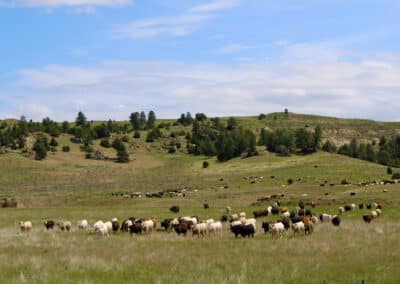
371, 210, 378, 219
279, 217, 291, 230
95, 223, 109, 237
220, 215, 228, 223
130, 222, 142, 235
331, 216, 341, 226
170, 206, 180, 213
230, 220, 242, 228
359, 204, 364, 210
209, 221, 223, 236
375, 209, 382, 216
271, 222, 285, 238
344, 205, 352, 211
338, 207, 344, 214
229, 214, 239, 222
173, 223, 189, 236
142, 220, 155, 234
319, 214, 332, 223
226, 206, 232, 213
58, 221, 72, 232
20, 221, 32, 233
366, 204, 372, 209
292, 221, 305, 236
282, 211, 290, 219
261, 221, 272, 234
203, 203, 210, 209
77, 220, 88, 230
111, 218, 120, 232
161, 219, 173, 230
377, 204, 383, 210
310, 216, 319, 225
351, 203, 356, 210
231, 224, 255, 238
121, 217, 135, 232
193, 223, 208, 237
253, 209, 268, 219
304, 221, 314, 235
243, 218, 257, 231
298, 201, 305, 209
44, 220, 55, 230
363, 214, 373, 223
271, 207, 280, 215
239, 212, 246, 219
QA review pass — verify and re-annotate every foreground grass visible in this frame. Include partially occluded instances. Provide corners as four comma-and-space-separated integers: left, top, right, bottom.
0, 218, 399, 284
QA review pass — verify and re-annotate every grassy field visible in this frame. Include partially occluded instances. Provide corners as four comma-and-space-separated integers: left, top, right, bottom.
1, 114, 400, 283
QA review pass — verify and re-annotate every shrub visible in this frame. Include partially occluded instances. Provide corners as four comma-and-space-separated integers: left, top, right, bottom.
287, 178, 293, 185
133, 131, 141, 139
122, 135, 129, 142
49, 137, 58, 147
203, 161, 209, 168
70, 137, 81, 144
100, 139, 111, 148
62, 145, 70, 152
392, 173, 400, 179
341, 179, 349, 185
168, 146, 176, 154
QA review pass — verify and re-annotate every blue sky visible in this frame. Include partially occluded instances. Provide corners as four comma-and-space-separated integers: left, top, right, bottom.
0, 0, 399, 121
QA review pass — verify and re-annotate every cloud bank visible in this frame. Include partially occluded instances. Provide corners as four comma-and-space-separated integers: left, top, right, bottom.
3, 49, 400, 121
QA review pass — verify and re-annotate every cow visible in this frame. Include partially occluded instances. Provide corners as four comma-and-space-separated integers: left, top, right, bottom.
77, 220, 88, 230
20, 221, 32, 233
44, 220, 55, 230
173, 223, 189, 236
170, 206, 180, 213
231, 224, 255, 238
363, 214, 373, 223
253, 209, 268, 218
111, 218, 120, 232
331, 216, 341, 226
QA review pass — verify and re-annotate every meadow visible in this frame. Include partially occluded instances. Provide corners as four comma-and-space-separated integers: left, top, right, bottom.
1, 114, 400, 283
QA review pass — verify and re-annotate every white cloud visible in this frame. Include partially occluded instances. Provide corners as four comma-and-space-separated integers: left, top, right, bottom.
115, 0, 240, 39
9, 0, 131, 7
115, 14, 213, 39
189, 0, 240, 13
3, 50, 400, 121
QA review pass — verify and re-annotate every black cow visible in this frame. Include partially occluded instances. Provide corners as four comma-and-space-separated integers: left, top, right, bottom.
173, 223, 188, 236
231, 224, 255, 238
161, 219, 173, 230
169, 206, 180, 213
44, 220, 55, 230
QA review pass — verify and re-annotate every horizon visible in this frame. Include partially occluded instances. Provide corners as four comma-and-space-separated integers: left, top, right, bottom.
1, 0, 399, 121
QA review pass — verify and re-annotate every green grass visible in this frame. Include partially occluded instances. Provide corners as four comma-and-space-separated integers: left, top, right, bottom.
1, 113, 400, 282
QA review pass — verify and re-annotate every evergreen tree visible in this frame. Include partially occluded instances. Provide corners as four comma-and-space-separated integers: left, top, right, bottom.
116, 144, 129, 163
76, 111, 87, 127
33, 135, 49, 160
366, 144, 376, 162
147, 111, 156, 129
129, 112, 140, 130
139, 111, 147, 130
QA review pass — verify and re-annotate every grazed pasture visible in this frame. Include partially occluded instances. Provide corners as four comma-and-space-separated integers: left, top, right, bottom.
1, 145, 400, 283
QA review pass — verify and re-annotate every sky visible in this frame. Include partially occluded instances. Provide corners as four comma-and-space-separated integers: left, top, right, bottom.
0, 0, 399, 121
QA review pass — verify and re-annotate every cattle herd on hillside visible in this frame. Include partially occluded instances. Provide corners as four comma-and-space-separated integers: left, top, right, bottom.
18, 201, 383, 239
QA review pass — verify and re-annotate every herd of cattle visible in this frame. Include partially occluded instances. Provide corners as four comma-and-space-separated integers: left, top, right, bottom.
18, 201, 383, 239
